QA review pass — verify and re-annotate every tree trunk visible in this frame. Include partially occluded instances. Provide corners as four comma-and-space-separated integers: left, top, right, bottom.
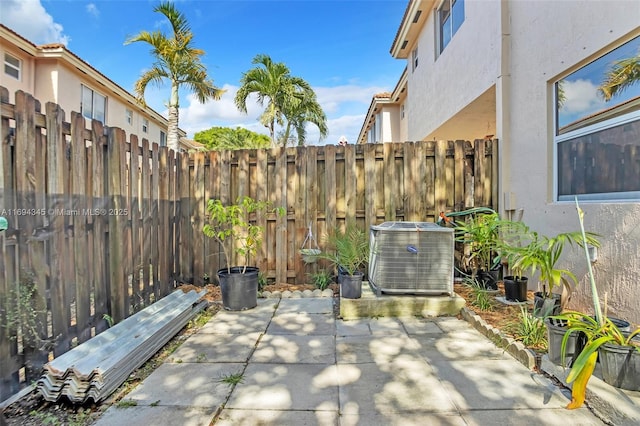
167, 84, 180, 151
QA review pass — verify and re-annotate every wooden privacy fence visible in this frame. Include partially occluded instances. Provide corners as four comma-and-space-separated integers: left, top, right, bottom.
0, 89, 181, 399
0, 88, 498, 400
184, 137, 499, 286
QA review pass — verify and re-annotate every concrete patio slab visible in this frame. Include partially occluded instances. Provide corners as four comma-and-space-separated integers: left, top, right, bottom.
276, 298, 334, 314
169, 332, 261, 363
413, 329, 513, 361
215, 408, 338, 426
434, 358, 570, 410
339, 411, 468, 426
336, 319, 371, 336
89, 297, 611, 426
93, 406, 216, 426
225, 363, 339, 411
398, 317, 445, 335
336, 334, 422, 365
336, 362, 457, 415
267, 312, 335, 335
199, 311, 273, 334
460, 408, 604, 426
251, 334, 336, 364
121, 362, 245, 407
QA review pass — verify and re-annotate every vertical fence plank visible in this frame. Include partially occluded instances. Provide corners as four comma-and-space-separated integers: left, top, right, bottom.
0, 88, 14, 398
275, 148, 287, 282
168, 149, 177, 289
363, 144, 376, 228
70, 112, 91, 342
474, 139, 486, 207
294, 148, 307, 283
128, 135, 141, 308
176, 150, 188, 282
107, 127, 126, 322
435, 140, 447, 218
454, 140, 465, 211
91, 119, 108, 334
158, 147, 169, 296
402, 142, 416, 221
255, 149, 268, 270
150, 144, 160, 298
192, 152, 205, 285
324, 145, 337, 234
140, 139, 152, 303
383, 143, 396, 221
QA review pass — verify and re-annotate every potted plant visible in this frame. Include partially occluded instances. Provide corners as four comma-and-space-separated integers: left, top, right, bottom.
505, 229, 599, 317
498, 220, 532, 302
454, 212, 503, 290
203, 196, 284, 310
319, 223, 369, 299
555, 199, 640, 407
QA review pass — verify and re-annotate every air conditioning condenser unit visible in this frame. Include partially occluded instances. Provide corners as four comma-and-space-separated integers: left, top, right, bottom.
368, 222, 454, 296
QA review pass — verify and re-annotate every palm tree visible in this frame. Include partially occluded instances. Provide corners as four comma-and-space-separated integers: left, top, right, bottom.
281, 92, 328, 146
125, 1, 223, 151
598, 53, 640, 102
235, 54, 327, 147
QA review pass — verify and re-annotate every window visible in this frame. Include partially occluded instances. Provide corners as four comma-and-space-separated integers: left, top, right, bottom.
4, 53, 21, 80
81, 85, 106, 123
412, 47, 419, 72
438, 0, 465, 53
142, 118, 149, 133
401, 104, 405, 120
554, 35, 640, 201
160, 131, 166, 147
126, 109, 133, 125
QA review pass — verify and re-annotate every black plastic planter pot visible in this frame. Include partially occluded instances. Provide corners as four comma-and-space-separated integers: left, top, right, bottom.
478, 270, 499, 291
503, 276, 528, 302
545, 318, 575, 366
217, 267, 259, 311
599, 340, 640, 391
533, 292, 562, 317
339, 271, 363, 299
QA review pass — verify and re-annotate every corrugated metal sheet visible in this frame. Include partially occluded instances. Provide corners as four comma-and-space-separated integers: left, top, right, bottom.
37, 289, 207, 403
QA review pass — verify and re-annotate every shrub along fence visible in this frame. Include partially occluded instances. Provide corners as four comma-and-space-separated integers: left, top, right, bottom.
0, 88, 498, 401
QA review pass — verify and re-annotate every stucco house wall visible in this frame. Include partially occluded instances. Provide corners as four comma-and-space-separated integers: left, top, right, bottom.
506, 0, 640, 323
386, 0, 640, 323
406, 0, 501, 141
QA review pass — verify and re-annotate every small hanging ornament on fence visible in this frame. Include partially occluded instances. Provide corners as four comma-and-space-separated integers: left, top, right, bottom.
299, 222, 321, 263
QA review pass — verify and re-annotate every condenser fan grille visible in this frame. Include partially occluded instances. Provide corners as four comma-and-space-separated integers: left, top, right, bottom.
369, 222, 454, 295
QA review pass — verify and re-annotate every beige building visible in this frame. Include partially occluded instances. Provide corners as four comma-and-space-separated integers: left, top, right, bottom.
366, 0, 640, 323
358, 68, 408, 144
1, 24, 186, 148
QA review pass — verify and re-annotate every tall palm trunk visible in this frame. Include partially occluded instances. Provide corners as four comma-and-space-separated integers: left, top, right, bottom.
167, 84, 180, 151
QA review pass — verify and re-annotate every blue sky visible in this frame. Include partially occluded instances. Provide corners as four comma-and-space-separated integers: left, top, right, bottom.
1, 0, 408, 144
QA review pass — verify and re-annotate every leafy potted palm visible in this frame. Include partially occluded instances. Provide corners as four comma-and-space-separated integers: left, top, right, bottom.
506, 229, 599, 317
454, 212, 503, 290
319, 223, 369, 299
203, 196, 284, 310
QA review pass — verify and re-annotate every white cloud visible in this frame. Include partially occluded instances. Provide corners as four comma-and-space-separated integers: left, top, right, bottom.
0, 0, 69, 45
86, 3, 99, 18
560, 78, 606, 115
315, 85, 388, 114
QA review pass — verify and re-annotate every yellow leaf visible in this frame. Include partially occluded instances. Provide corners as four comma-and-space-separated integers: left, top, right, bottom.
567, 351, 597, 409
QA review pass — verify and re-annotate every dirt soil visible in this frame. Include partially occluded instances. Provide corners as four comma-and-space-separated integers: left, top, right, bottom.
3, 281, 523, 426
